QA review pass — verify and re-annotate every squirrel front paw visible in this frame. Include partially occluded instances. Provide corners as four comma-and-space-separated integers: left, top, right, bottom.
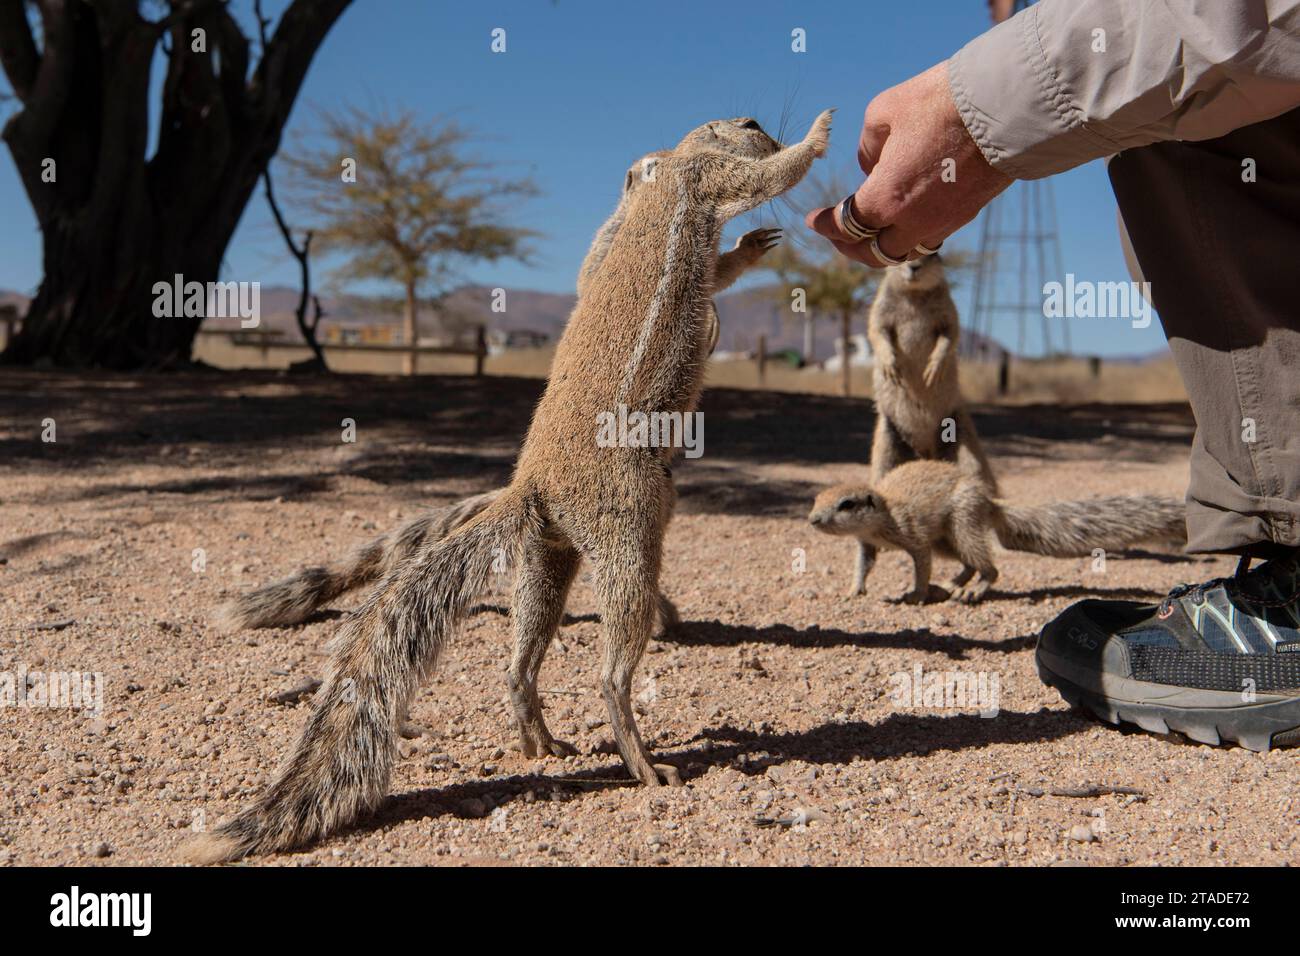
948, 580, 990, 604
736, 227, 782, 259
922, 361, 942, 389
805, 108, 834, 157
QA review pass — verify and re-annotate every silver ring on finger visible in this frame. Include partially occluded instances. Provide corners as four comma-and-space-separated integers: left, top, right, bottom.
870, 236, 909, 267
914, 241, 944, 255
836, 196, 880, 242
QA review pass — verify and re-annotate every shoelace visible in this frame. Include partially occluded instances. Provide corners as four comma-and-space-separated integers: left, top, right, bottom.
1158, 555, 1254, 616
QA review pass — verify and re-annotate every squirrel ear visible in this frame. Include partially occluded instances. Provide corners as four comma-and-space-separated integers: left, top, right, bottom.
864, 493, 875, 509
623, 169, 636, 194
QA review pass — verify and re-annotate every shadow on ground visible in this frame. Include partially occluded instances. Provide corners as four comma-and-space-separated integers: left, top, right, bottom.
347, 706, 1091, 844
0, 369, 1194, 518
668, 619, 1037, 659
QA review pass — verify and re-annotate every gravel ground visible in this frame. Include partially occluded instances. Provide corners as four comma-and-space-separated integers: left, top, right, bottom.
2, 369, 1294, 867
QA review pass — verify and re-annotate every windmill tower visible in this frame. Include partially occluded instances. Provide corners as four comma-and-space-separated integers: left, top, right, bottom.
967, 0, 1070, 358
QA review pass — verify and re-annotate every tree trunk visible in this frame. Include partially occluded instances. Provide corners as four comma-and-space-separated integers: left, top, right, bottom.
403, 277, 418, 376
840, 310, 852, 398
10, 189, 225, 368
0, 0, 353, 369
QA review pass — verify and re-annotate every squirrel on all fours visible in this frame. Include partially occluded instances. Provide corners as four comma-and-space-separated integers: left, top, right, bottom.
809, 459, 1187, 605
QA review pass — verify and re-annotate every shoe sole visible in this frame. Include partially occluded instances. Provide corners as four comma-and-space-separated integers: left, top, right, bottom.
1037, 644, 1300, 753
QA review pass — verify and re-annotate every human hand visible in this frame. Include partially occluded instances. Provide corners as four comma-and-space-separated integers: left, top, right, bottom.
805, 61, 1012, 266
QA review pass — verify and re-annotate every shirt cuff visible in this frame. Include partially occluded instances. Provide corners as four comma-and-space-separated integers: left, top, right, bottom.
947, 4, 1119, 180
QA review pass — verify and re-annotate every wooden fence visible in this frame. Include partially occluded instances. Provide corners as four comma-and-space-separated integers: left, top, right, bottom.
195, 325, 488, 376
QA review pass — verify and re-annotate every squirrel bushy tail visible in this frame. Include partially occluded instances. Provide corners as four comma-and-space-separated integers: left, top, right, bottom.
183, 488, 537, 863
994, 495, 1186, 558
214, 492, 500, 631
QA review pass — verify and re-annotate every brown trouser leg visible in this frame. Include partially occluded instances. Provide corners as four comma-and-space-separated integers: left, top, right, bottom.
1108, 108, 1300, 558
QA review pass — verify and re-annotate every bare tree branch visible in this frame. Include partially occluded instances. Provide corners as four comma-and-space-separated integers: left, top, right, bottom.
0, 0, 41, 102
264, 163, 327, 368
252, 0, 269, 54
249, 0, 350, 145
11, 0, 76, 153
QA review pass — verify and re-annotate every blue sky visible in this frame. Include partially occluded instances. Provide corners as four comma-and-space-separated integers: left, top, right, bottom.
0, 0, 1168, 357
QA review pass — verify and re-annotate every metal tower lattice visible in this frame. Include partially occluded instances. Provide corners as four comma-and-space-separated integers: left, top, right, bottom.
967, 0, 1070, 358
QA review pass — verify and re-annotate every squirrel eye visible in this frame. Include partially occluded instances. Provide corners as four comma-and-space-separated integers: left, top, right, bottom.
738, 119, 761, 130
836, 499, 855, 512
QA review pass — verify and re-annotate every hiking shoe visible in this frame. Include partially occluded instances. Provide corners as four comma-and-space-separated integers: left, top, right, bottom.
1036, 551, 1300, 751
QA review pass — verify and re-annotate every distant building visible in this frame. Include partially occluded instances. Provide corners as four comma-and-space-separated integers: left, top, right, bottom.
322, 323, 402, 346
487, 328, 549, 354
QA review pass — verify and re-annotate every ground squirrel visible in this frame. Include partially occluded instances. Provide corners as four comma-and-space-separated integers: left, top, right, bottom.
186, 110, 833, 862
867, 254, 995, 488
213, 147, 784, 637
809, 459, 1187, 604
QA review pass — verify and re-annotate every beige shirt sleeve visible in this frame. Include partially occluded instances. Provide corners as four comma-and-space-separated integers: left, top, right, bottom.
948, 0, 1300, 179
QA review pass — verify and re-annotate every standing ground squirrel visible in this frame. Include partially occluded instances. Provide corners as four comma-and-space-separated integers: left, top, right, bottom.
809, 459, 1187, 604
214, 148, 784, 637
867, 254, 995, 488
185, 110, 834, 862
